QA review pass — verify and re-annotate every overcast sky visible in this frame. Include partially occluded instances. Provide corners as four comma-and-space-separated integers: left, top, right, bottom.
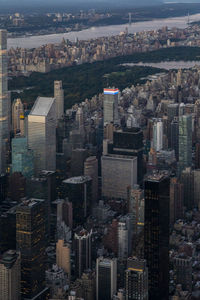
1, 0, 199, 13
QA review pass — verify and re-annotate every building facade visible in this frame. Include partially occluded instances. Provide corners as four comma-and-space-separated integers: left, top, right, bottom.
28, 96, 56, 175
144, 173, 170, 300
0, 250, 21, 300
0, 30, 10, 174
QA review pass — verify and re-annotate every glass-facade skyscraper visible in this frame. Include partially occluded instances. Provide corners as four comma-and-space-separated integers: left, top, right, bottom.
144, 172, 170, 300
0, 30, 9, 174
28, 96, 56, 175
178, 115, 192, 175
16, 198, 46, 299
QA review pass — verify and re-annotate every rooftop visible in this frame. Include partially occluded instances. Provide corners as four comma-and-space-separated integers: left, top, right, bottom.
30, 97, 55, 117
63, 176, 92, 185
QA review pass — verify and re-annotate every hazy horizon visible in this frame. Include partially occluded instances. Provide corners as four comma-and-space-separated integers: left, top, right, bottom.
1, 0, 200, 13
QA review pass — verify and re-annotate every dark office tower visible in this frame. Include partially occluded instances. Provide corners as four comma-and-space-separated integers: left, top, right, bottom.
195, 143, 200, 169
16, 199, 46, 299
170, 178, 184, 225
62, 176, 92, 225
178, 115, 192, 175
171, 118, 179, 161
74, 228, 92, 278
180, 167, 194, 210
84, 156, 98, 204
26, 170, 56, 240
125, 257, 148, 300
57, 198, 73, 229
71, 148, 88, 177
8, 172, 26, 202
167, 104, 179, 124
0, 173, 7, 204
0, 207, 16, 255
144, 172, 170, 300
96, 257, 117, 300
112, 128, 144, 183
0, 30, 10, 174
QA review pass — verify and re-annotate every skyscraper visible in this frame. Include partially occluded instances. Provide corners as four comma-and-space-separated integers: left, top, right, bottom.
153, 119, 163, 151
103, 88, 119, 125
178, 115, 192, 175
28, 96, 56, 175
84, 156, 98, 204
56, 239, 71, 279
144, 172, 170, 300
170, 177, 184, 225
11, 137, 34, 178
74, 229, 92, 278
96, 257, 117, 300
125, 257, 148, 300
12, 98, 24, 135
62, 176, 92, 225
0, 30, 9, 174
111, 128, 144, 183
54, 80, 64, 121
0, 250, 21, 300
16, 198, 46, 299
102, 154, 137, 200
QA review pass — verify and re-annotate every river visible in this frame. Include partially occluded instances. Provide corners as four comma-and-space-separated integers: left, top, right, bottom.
7, 13, 200, 49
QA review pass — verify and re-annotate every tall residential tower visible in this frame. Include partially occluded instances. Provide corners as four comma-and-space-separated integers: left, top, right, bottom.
0, 30, 9, 174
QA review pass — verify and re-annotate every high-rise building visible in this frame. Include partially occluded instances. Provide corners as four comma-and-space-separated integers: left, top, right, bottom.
118, 215, 133, 259
0, 207, 16, 255
54, 80, 64, 121
0, 30, 10, 174
56, 239, 71, 279
74, 229, 92, 278
144, 172, 170, 300
103, 88, 119, 125
16, 198, 46, 299
62, 176, 92, 225
71, 148, 88, 177
0, 250, 21, 300
180, 167, 194, 210
173, 255, 192, 292
57, 199, 73, 229
102, 154, 137, 200
0, 173, 7, 203
127, 185, 144, 235
84, 156, 98, 204
170, 178, 184, 225
171, 118, 179, 161
12, 98, 24, 135
178, 115, 192, 175
118, 221, 128, 260
26, 170, 56, 240
194, 169, 200, 209
152, 119, 163, 151
111, 128, 144, 183
8, 172, 26, 202
28, 96, 56, 175
11, 137, 34, 178
125, 257, 148, 300
96, 257, 117, 300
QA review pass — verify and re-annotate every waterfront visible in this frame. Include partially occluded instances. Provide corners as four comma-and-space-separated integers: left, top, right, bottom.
7, 13, 200, 49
